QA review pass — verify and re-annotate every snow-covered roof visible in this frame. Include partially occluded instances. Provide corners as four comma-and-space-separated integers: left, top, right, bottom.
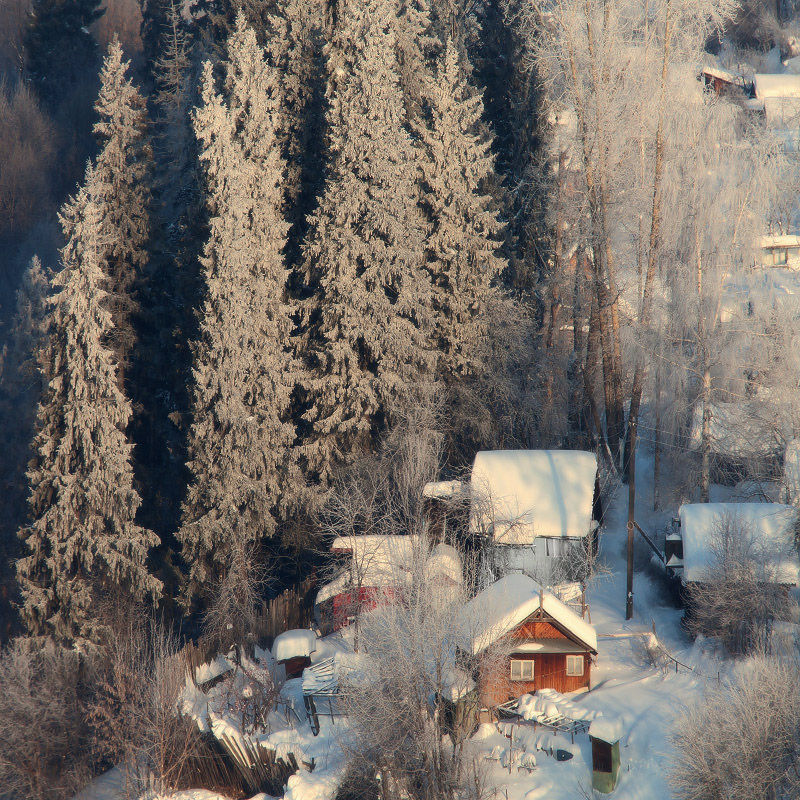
424, 543, 463, 584
422, 480, 469, 501
755, 73, 800, 99
272, 629, 317, 662
589, 717, 624, 743
316, 537, 459, 605
457, 574, 597, 656
470, 450, 597, 543
760, 234, 800, 249
701, 64, 740, 83
679, 503, 800, 584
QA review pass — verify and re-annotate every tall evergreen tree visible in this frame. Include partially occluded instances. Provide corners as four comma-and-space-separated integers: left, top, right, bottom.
300, 0, 433, 486
93, 38, 154, 374
178, 16, 300, 601
24, 0, 105, 109
17, 172, 161, 649
416, 39, 506, 381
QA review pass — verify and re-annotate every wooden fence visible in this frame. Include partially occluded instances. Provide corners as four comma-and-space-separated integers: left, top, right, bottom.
253, 574, 318, 647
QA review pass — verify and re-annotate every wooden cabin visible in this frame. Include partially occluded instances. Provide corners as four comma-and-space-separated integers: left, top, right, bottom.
458, 574, 597, 710
469, 450, 601, 585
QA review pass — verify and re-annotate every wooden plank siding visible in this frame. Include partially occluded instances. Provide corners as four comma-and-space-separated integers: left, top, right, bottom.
475, 608, 593, 708
478, 652, 591, 706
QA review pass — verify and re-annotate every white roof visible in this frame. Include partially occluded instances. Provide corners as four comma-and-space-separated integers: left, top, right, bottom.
679, 503, 800, 584
422, 480, 469, 500
760, 234, 800, 249
272, 629, 317, 662
424, 543, 463, 584
316, 536, 459, 605
754, 73, 800, 99
701, 64, 739, 83
470, 450, 597, 543
457, 574, 597, 656
589, 717, 624, 743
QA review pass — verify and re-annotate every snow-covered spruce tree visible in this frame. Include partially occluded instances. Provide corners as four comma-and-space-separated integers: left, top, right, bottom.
93, 36, 153, 374
263, 0, 327, 261
416, 38, 506, 383
178, 16, 299, 601
300, 0, 433, 487
17, 172, 161, 649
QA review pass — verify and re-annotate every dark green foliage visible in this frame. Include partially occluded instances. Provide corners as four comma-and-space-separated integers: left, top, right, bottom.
24, 0, 105, 109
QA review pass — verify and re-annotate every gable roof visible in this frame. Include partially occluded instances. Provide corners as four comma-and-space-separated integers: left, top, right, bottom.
679, 502, 800, 584
458, 574, 597, 656
470, 450, 597, 543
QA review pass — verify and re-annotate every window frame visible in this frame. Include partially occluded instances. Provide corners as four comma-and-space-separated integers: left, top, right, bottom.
565, 654, 584, 676
509, 658, 534, 681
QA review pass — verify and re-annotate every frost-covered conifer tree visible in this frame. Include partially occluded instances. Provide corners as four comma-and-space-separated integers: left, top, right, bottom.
17, 173, 161, 649
416, 39, 506, 382
93, 37, 153, 373
300, 0, 433, 486
178, 16, 299, 600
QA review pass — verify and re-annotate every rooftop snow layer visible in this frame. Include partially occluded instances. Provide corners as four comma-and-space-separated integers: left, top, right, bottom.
422, 480, 469, 500
755, 73, 800, 98
424, 543, 463, 584
458, 573, 597, 655
272, 629, 317, 662
470, 450, 597, 543
589, 717, 624, 743
679, 502, 800, 584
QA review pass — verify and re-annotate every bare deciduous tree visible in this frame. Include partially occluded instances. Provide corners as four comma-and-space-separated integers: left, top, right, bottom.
684, 513, 798, 656
671, 655, 800, 800
0, 638, 92, 800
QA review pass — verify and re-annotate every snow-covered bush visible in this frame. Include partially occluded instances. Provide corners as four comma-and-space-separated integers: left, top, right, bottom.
671, 655, 800, 800
683, 513, 798, 656
0, 638, 92, 800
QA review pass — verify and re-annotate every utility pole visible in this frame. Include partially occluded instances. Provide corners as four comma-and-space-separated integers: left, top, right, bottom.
626, 420, 636, 620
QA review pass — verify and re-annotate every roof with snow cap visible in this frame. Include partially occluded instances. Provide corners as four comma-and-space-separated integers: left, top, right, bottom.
679, 503, 800, 584
458, 573, 597, 656
470, 450, 598, 543
272, 629, 317, 662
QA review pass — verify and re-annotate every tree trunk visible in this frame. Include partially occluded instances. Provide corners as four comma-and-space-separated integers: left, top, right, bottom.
696, 229, 711, 503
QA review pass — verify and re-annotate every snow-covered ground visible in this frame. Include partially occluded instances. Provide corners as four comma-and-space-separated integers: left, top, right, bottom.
82, 447, 763, 800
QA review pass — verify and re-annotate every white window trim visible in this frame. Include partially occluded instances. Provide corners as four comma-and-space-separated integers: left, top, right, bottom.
565, 655, 584, 677
510, 658, 534, 681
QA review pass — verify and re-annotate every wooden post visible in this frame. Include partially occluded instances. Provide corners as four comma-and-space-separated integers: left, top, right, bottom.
626, 423, 636, 620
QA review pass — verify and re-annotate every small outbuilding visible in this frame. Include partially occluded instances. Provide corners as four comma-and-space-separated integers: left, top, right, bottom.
457, 574, 597, 710
272, 629, 317, 679
589, 717, 623, 794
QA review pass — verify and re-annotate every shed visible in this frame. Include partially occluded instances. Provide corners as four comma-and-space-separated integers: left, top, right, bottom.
271, 629, 317, 679
457, 574, 597, 709
676, 502, 800, 585
589, 717, 623, 794
754, 74, 800, 148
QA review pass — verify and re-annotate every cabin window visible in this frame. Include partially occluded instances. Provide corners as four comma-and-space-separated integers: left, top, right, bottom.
566, 655, 584, 676
772, 248, 788, 265
510, 659, 534, 680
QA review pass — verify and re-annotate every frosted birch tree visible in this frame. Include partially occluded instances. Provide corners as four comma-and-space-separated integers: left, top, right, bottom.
17, 172, 161, 649
178, 15, 299, 601
300, 0, 433, 486
93, 37, 154, 375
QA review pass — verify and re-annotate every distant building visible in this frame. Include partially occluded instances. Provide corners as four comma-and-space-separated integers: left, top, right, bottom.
668, 502, 800, 586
